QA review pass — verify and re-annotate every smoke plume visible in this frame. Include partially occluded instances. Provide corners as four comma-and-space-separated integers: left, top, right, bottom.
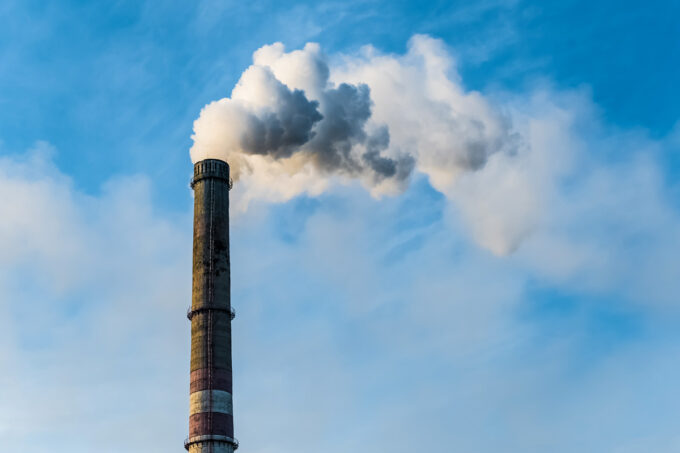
191, 43, 414, 189
191, 36, 525, 254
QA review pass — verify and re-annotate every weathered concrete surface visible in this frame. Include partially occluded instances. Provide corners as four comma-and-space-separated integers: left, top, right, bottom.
190, 368, 232, 393
190, 390, 233, 415
188, 159, 236, 451
189, 413, 234, 437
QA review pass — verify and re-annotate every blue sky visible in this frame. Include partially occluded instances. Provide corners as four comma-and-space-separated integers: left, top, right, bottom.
0, 1, 679, 452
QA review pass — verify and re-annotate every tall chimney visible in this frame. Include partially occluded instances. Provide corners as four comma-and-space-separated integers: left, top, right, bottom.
185, 159, 238, 453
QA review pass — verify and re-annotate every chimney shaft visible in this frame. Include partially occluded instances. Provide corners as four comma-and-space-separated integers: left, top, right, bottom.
185, 159, 238, 452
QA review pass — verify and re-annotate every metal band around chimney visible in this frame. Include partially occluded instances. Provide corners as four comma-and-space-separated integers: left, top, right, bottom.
185, 434, 239, 451
187, 306, 236, 320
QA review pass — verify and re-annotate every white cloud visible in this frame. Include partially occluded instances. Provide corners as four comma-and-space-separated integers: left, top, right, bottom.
0, 145, 191, 452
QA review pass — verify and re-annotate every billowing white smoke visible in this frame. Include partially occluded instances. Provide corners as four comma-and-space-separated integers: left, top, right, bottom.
191, 35, 527, 254
192, 42, 414, 198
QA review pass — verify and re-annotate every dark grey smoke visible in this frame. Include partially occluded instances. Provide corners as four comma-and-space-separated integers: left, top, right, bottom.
361, 126, 415, 183
238, 75, 414, 185
239, 86, 323, 159
307, 83, 371, 173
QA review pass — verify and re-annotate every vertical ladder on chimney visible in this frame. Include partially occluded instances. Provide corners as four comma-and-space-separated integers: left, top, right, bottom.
207, 176, 215, 439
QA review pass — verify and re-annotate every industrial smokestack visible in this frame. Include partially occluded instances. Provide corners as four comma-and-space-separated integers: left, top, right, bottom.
185, 159, 238, 453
